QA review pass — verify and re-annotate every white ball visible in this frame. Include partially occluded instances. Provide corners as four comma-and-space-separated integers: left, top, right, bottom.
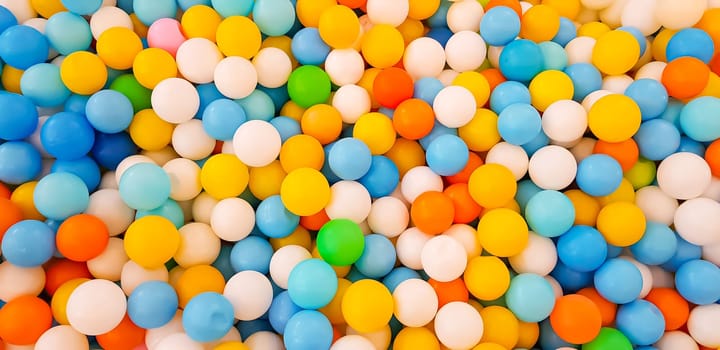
66, 279, 127, 336
393, 278, 439, 327
396, 227, 434, 270
87, 237, 128, 281
508, 233, 558, 276
569, 139, 596, 164
485, 142, 529, 180
155, 333, 204, 350
192, 192, 219, 224
635, 61, 666, 81
142, 146, 179, 167
657, 152, 712, 200
447, 0, 485, 33
634, 186, 678, 226
674, 197, 720, 246
325, 49, 366, 86
565, 37, 596, 65
703, 242, 720, 266
598, 0, 629, 27
90, 5, 132, 39
210, 198, 255, 242
655, 331, 699, 350
545, 275, 564, 298
621, 0, 661, 35
403, 37, 446, 80
542, 100, 588, 143
115, 155, 155, 185
152, 78, 200, 124
620, 257, 653, 298
175, 223, 221, 267
345, 325, 392, 350
581, 0, 614, 10
330, 335, 376, 350
232, 120, 282, 167
214, 56, 257, 99
434, 302, 484, 350
145, 311, 183, 349
366, 0, 409, 26
325, 180, 372, 223
688, 304, 720, 348
433, 85, 477, 128
649, 265, 675, 288
27, 116, 50, 158
703, 177, 720, 203
333, 84, 372, 124
421, 235, 468, 282
171, 119, 216, 160
120, 260, 169, 295
487, 45, 503, 70
269, 245, 312, 289
100, 171, 118, 190
85, 188, 136, 236
445, 31, 487, 72
528, 145, 578, 190
245, 331, 285, 350
253, 47, 292, 88
175, 38, 223, 84
367, 196, 409, 238
35, 325, 89, 350
437, 69, 460, 86
444, 224, 482, 258
400, 166, 443, 203
163, 158, 203, 202
655, 0, 707, 30
0, 0, 35, 23
581, 90, 613, 112
602, 75, 634, 94
223, 271, 274, 321
0, 262, 45, 301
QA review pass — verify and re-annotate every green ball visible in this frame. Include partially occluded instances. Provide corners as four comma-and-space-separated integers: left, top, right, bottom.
316, 219, 365, 266
287, 65, 331, 108
582, 328, 633, 350
626, 157, 657, 190
110, 74, 152, 113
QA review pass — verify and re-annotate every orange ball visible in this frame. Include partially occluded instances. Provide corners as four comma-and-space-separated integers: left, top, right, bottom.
644, 288, 690, 331
480, 68, 507, 96
593, 139, 639, 172
662, 56, 711, 99
301, 104, 343, 145
705, 139, 720, 177
338, 0, 365, 9
410, 191, 455, 235
549, 294, 603, 344
373, 67, 414, 109
485, 0, 523, 17
44, 259, 92, 296
300, 209, 331, 231
444, 183, 482, 224
384, 138, 426, 178
577, 287, 617, 327
0, 183, 10, 199
96, 314, 146, 350
445, 152, 484, 185
0, 295, 53, 345
711, 52, 720, 76
393, 98, 435, 140
56, 213, 110, 262
0, 198, 23, 244
428, 278, 469, 308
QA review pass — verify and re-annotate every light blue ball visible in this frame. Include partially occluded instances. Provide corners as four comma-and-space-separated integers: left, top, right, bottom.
64, 94, 90, 115
20, 63, 71, 107
679, 96, 720, 142
136, 199, 185, 229
128, 281, 179, 329
382, 268, 422, 293
230, 236, 274, 274
677, 136, 706, 156
489, 81, 531, 114
359, 155, 400, 198
426, 134, 469, 176
525, 190, 575, 238
552, 17, 577, 47
0, 141, 42, 185
320, 142, 342, 185
236, 89, 275, 121
499, 39, 545, 83
0, 6, 17, 34
355, 234, 397, 279
177, 0, 212, 11
61, 0, 102, 15
539, 41, 568, 71
616, 300, 666, 346
202, 99, 246, 141
1, 220, 55, 267
634, 119, 681, 161
498, 103, 542, 146
270, 116, 302, 143
85, 90, 134, 133
659, 98, 684, 129
33, 172, 89, 220
258, 85, 289, 112
283, 310, 333, 350
540, 319, 576, 350
0, 25, 49, 70
133, 0, 178, 26
291, 28, 331, 66
520, 129, 550, 156
551, 260, 593, 293
675, 259, 720, 305
624, 78, 669, 121
505, 273, 556, 322
183, 292, 235, 342
479, 6, 520, 46
515, 179, 543, 212
269, 291, 303, 334
211, 0, 254, 17
418, 121, 457, 150
253, 0, 295, 37
118, 162, 171, 210
618, 26, 648, 56
256, 195, 299, 239
564, 63, 602, 101
576, 154, 623, 197
557, 225, 607, 272
594, 258, 643, 304
328, 138, 372, 180
51, 156, 101, 192
40, 112, 95, 161
196, 83, 224, 118
0, 92, 38, 141
666, 28, 715, 64
287, 258, 338, 309
630, 222, 677, 266
414, 77, 444, 105
661, 235, 702, 272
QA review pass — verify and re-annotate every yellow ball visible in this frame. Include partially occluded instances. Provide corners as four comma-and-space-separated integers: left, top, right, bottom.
262, 36, 297, 68
318, 5, 361, 49
393, 327, 441, 350
31, 0, 66, 19
468, 164, 517, 209
596, 178, 635, 206
175, 264, 226, 308
542, 0, 581, 19
51, 278, 89, 325
597, 201, 646, 247
361, 24, 405, 69
384, 139, 426, 178
181, 5, 222, 41
342, 279, 394, 333
353, 112, 396, 155
280, 101, 306, 121
564, 189, 600, 227
476, 208, 529, 257
397, 18, 425, 45
248, 160, 287, 201
213, 341, 249, 350
216, 16, 262, 59
652, 29, 676, 62
517, 321, 540, 349
280, 168, 331, 216
200, 154, 250, 200
129, 109, 175, 151
408, 0, 441, 20
1, 65, 23, 94
123, 215, 180, 269
133, 48, 178, 89
270, 226, 313, 251
577, 21, 611, 39
625, 158, 656, 190
520, 4, 561, 42
11, 181, 44, 221
280, 135, 325, 172
588, 94, 642, 143
319, 278, 352, 325
296, 0, 336, 27
472, 343, 506, 350
453, 72, 491, 107
459, 109, 501, 152
464, 256, 511, 301
357, 68, 383, 109
96, 26, 143, 70
130, 13, 149, 38
701, 72, 720, 98
479, 306, 520, 349
60, 51, 108, 95
528, 70, 574, 112
592, 30, 641, 76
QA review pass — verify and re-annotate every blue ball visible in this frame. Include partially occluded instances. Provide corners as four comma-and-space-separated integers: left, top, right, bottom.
661, 235, 702, 272
418, 121, 458, 150
195, 83, 224, 118
382, 268, 422, 293
0, 141, 41, 185
616, 299, 666, 346
230, 236, 274, 274
177, 0, 211, 10
498, 103, 542, 146
539, 41, 568, 71
133, 0, 178, 26
515, 179, 543, 212
41, 112, 96, 160
212, 245, 235, 281
0, 92, 38, 141
659, 98, 684, 129
666, 28, 715, 64
136, 199, 185, 229
359, 155, 400, 198
489, 81, 531, 114
128, 281, 179, 329
0, 25, 49, 70
524, 190, 575, 238
624, 78, 669, 120
345, 266, 369, 283
677, 136, 706, 156
680, 96, 720, 142
291, 28, 331, 66
0, 6, 17, 34
564, 63, 603, 101
634, 119, 681, 161
61, 0, 103, 15
594, 258, 643, 304
236, 89, 275, 121
269, 291, 303, 334
499, 39, 545, 83
552, 17, 577, 47
51, 156, 101, 192
630, 222, 677, 266
520, 129, 550, 156
183, 292, 235, 342
427, 1, 451, 28
118, 162, 171, 210
270, 116, 302, 143
551, 261, 593, 293
426, 26, 453, 47
20, 63, 71, 108
283, 310, 333, 350
414, 77, 444, 105
258, 85, 289, 113
539, 319, 576, 350
480, 6, 521, 46
91, 131, 137, 170
320, 142, 342, 185
607, 244, 623, 259
287, 258, 338, 309
211, 0, 255, 17
64, 94, 90, 115
33, 172, 89, 220
426, 134, 469, 176
505, 273, 556, 323
328, 138, 372, 180
354, 234, 397, 279
256, 195, 300, 239
85, 90, 134, 134
675, 259, 720, 305
557, 225, 608, 272
618, 26, 648, 56
253, 0, 295, 36
1, 220, 55, 267
236, 319, 274, 340
576, 154, 623, 196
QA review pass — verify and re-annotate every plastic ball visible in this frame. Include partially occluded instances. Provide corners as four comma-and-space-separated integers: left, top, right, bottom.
317, 5, 360, 49
342, 279, 393, 333
20, 62, 71, 108
230, 119, 281, 167
420, 235, 467, 282
223, 270, 273, 321
480, 6, 521, 46
0, 93, 36, 143
529, 70, 574, 112
403, 37, 445, 80
445, 30, 487, 73
434, 302, 484, 349
675, 259, 720, 305
508, 232, 557, 276
151, 77, 200, 124
657, 152, 712, 200
361, 24, 404, 69
587, 93, 642, 143
1, 220, 54, 267
316, 218, 365, 266
541, 99, 588, 143
268, 291, 303, 334
366, 196, 409, 238
0, 295, 52, 345
174, 222, 221, 267
228, 235, 273, 274
33, 172, 89, 220
182, 292, 235, 342
280, 167, 331, 216
594, 258, 643, 304
477, 208, 529, 257
0, 24, 48, 70
392, 278, 438, 327
287, 258, 338, 309
283, 310, 333, 350
332, 84, 371, 124
680, 96, 720, 142
123, 215, 179, 269
35, 325, 90, 350
55, 214, 108, 262
66, 279, 126, 335
0, 141, 41, 185
499, 39, 544, 83
433, 85, 477, 129
118, 162, 171, 210
662, 56, 710, 99
252, 47, 292, 88
497, 103, 542, 146
527, 145, 577, 190
127, 281, 178, 329
40, 111, 95, 161
550, 294, 603, 344
505, 273, 556, 323
84, 89, 134, 134
525, 190, 575, 238
687, 304, 720, 348
616, 299, 665, 346
96, 26, 142, 70
287, 65, 331, 108
576, 154, 624, 197
269, 245, 312, 290
674, 197, 720, 247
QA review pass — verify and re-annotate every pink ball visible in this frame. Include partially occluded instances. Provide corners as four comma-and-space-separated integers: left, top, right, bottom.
147, 18, 186, 57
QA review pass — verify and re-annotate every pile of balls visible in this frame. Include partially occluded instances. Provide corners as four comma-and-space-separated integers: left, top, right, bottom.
1, 0, 720, 349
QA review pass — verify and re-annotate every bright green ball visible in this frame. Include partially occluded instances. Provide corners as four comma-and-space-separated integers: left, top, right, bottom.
316, 218, 365, 266
287, 65, 331, 108
626, 157, 657, 190
582, 328, 633, 350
